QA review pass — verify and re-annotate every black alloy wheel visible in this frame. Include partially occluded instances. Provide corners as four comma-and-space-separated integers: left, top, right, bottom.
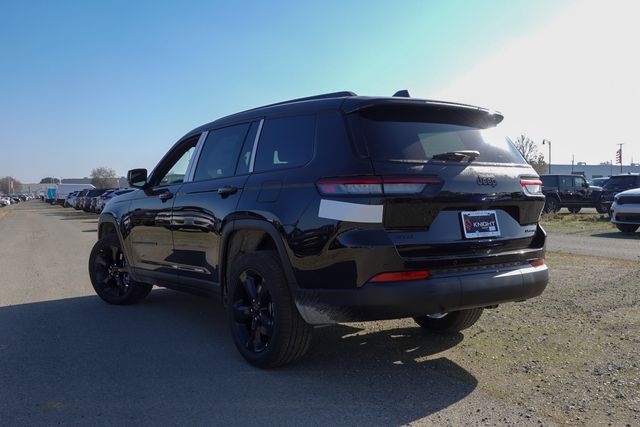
88, 234, 152, 304
543, 197, 559, 213
230, 269, 275, 354
227, 251, 312, 368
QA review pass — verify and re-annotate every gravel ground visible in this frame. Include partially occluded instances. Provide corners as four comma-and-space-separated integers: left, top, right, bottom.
355, 252, 640, 425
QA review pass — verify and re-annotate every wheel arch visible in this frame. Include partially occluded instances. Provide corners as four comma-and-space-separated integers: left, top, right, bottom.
220, 219, 297, 304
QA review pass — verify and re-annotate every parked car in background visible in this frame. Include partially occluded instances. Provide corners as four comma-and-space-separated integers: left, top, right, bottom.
540, 174, 602, 213
94, 189, 134, 213
595, 174, 640, 214
65, 191, 80, 208
591, 176, 610, 187
610, 187, 640, 232
89, 91, 548, 368
0, 196, 11, 207
74, 189, 91, 210
82, 189, 109, 212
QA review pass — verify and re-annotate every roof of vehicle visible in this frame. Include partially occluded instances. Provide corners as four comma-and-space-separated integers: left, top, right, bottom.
615, 187, 640, 196
186, 91, 504, 138
608, 173, 640, 177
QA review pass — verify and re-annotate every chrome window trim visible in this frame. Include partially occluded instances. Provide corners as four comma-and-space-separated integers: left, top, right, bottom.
184, 131, 208, 183
248, 119, 264, 173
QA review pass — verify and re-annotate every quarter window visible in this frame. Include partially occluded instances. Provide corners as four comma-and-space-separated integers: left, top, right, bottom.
254, 115, 316, 172
194, 123, 250, 181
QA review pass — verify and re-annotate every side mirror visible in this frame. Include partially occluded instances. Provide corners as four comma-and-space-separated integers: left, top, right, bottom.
583, 182, 589, 188
127, 168, 148, 188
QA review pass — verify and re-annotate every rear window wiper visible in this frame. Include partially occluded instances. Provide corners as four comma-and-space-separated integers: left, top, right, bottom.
430, 150, 480, 163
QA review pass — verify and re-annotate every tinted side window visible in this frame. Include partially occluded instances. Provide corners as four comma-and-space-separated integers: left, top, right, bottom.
605, 176, 638, 189
559, 176, 572, 189
541, 176, 556, 187
254, 115, 316, 172
194, 123, 250, 181
573, 176, 586, 187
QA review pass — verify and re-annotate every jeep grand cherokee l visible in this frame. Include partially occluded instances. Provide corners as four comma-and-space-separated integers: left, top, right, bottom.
89, 91, 548, 368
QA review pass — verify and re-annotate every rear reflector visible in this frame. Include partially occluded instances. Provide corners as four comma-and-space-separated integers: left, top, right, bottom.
317, 177, 440, 196
369, 270, 430, 283
529, 258, 545, 267
520, 178, 543, 195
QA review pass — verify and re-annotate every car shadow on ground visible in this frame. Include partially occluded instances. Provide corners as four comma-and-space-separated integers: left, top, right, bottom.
0, 289, 477, 425
590, 231, 640, 240
42, 209, 98, 221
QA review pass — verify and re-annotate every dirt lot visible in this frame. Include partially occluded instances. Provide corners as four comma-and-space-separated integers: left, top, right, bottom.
0, 203, 638, 425
360, 252, 639, 425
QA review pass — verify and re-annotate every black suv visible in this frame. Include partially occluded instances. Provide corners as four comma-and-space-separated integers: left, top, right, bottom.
89, 91, 549, 368
540, 174, 602, 213
595, 174, 640, 213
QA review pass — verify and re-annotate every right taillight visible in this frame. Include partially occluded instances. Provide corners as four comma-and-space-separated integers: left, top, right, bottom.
317, 177, 440, 196
520, 178, 543, 195
530, 258, 545, 267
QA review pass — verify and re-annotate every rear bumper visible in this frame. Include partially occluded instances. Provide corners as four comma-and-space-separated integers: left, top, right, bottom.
294, 263, 548, 324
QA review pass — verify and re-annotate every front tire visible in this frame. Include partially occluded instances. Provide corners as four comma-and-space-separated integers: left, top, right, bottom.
616, 224, 639, 233
543, 197, 560, 213
414, 308, 483, 333
227, 251, 312, 368
88, 233, 153, 304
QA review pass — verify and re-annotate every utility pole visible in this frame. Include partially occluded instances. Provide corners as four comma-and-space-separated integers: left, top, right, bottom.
571, 154, 574, 173
542, 139, 552, 173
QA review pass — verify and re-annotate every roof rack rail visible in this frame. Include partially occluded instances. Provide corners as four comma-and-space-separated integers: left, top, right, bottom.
260, 91, 357, 109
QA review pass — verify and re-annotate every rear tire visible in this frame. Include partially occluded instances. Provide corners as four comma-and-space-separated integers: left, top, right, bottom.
595, 203, 608, 214
88, 233, 153, 305
414, 308, 483, 333
616, 224, 639, 233
227, 251, 312, 368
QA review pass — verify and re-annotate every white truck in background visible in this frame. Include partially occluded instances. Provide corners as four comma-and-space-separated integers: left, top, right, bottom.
54, 184, 95, 205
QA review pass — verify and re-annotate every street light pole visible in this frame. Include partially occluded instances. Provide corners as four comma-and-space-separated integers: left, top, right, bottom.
542, 139, 552, 173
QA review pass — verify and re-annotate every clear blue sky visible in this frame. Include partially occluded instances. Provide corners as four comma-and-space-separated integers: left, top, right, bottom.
1, 0, 562, 183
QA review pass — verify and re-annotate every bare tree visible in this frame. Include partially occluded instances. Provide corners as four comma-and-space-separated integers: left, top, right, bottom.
90, 167, 118, 189
0, 176, 23, 193
514, 135, 547, 174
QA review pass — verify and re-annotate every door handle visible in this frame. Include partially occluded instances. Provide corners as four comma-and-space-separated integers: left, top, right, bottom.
217, 186, 238, 196
159, 191, 174, 202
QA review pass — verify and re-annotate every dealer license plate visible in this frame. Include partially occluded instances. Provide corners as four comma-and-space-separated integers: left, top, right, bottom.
461, 210, 500, 239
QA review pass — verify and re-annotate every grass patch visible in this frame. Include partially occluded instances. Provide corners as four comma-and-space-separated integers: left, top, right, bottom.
540, 212, 616, 235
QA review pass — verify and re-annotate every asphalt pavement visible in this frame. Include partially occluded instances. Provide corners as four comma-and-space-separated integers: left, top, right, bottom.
0, 202, 553, 426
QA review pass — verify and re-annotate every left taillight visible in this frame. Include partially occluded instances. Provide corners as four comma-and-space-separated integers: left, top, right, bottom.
317, 177, 440, 196
520, 178, 543, 195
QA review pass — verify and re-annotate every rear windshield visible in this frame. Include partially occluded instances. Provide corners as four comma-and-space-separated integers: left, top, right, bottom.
351, 105, 526, 165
